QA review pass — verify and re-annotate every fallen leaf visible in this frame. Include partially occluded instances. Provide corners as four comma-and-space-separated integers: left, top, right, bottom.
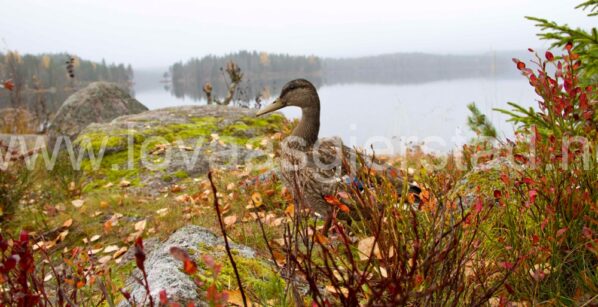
228, 289, 252, 306
71, 199, 84, 208
113, 247, 128, 259
156, 208, 169, 216
57, 230, 69, 242
357, 236, 381, 261
134, 220, 147, 232
62, 218, 73, 228
90, 235, 101, 242
119, 180, 131, 188
103, 245, 119, 254
223, 215, 237, 227
98, 256, 112, 264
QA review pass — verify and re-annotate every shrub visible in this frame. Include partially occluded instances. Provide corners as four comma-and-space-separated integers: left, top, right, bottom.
490, 45, 597, 304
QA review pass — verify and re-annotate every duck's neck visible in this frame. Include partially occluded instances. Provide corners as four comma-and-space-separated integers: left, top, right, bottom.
292, 105, 320, 147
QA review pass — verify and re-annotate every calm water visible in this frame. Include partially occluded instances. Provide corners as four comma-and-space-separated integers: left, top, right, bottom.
135, 78, 537, 153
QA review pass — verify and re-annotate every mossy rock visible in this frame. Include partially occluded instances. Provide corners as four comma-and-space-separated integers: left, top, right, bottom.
120, 225, 284, 305
74, 105, 289, 195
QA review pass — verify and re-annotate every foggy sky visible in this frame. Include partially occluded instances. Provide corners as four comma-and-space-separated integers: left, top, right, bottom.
0, 0, 593, 68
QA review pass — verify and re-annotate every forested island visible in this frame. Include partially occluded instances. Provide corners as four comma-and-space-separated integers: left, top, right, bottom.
166, 50, 523, 101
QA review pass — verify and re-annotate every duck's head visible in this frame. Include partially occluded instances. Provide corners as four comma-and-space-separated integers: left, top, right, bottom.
256, 79, 319, 116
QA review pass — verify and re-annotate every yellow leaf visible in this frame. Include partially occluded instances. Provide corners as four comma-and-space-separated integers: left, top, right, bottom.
284, 204, 295, 216
62, 218, 73, 228
251, 192, 263, 207
228, 289, 252, 306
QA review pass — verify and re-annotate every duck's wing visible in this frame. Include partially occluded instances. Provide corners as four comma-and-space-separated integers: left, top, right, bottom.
312, 137, 420, 195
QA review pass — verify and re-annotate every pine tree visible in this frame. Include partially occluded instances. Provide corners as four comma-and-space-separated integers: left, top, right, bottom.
526, 0, 598, 84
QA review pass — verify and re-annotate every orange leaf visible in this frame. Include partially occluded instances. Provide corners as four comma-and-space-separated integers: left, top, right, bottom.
184, 259, 198, 275
2, 80, 14, 91
324, 195, 350, 212
284, 204, 294, 216
315, 231, 329, 244
337, 203, 350, 213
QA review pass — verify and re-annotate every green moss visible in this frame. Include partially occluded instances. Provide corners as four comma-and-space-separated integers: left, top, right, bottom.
173, 170, 188, 179
210, 254, 286, 303
76, 113, 288, 189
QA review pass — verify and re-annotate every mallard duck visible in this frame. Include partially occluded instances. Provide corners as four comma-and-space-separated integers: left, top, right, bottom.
256, 79, 416, 228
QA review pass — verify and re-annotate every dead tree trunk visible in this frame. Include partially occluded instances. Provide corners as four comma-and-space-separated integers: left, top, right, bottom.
202, 61, 243, 106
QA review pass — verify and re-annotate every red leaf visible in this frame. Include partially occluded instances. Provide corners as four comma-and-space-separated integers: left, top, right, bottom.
19, 231, 29, 244
540, 218, 549, 231
529, 189, 538, 203
565, 42, 573, 51
159, 289, 168, 304
473, 198, 483, 214
2, 80, 14, 91
582, 226, 593, 239
183, 259, 198, 275
500, 173, 509, 185
500, 262, 514, 270
493, 190, 502, 199
545, 51, 554, 61
556, 227, 568, 237
516, 61, 526, 70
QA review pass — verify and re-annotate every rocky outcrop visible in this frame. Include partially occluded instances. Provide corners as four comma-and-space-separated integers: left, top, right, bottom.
75, 105, 287, 195
119, 226, 257, 306
48, 82, 147, 142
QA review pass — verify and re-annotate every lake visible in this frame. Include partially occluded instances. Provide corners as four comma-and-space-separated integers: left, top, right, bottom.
134, 78, 537, 154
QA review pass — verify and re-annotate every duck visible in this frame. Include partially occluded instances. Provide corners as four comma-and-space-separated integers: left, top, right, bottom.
256, 79, 417, 230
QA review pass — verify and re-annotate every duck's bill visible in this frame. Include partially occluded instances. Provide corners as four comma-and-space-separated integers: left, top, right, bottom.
256, 98, 284, 116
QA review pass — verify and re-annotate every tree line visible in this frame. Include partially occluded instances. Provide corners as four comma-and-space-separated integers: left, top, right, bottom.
0, 51, 134, 127
167, 50, 521, 103
168, 50, 322, 103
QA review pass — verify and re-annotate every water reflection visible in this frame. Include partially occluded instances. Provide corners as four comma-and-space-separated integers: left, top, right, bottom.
135, 78, 537, 153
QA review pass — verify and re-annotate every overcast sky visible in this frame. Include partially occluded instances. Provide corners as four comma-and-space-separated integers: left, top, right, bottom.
0, 0, 593, 68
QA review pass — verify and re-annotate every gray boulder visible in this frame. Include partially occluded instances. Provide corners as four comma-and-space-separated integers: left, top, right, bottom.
49, 82, 147, 142
119, 225, 256, 306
